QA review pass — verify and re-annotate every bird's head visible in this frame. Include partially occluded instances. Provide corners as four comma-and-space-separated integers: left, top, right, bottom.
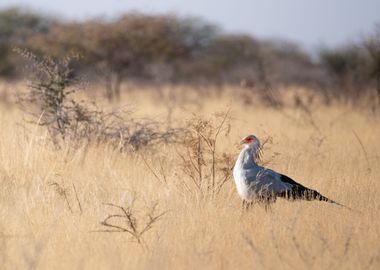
239, 134, 262, 162
239, 134, 260, 147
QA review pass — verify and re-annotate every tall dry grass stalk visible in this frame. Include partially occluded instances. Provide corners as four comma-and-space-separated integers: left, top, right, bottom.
0, 85, 379, 270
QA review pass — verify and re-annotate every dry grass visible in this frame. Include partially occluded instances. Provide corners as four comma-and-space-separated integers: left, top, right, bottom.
0, 84, 379, 270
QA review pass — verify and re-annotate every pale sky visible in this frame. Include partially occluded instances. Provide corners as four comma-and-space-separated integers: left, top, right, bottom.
1, 0, 379, 50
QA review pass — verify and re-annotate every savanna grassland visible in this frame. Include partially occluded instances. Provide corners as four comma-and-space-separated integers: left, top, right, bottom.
0, 82, 379, 270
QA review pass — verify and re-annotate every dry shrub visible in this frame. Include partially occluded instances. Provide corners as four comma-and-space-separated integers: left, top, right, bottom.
16, 49, 181, 150
176, 111, 235, 199
48, 181, 83, 214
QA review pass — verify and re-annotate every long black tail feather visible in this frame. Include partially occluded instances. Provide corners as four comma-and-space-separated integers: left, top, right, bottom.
278, 174, 353, 210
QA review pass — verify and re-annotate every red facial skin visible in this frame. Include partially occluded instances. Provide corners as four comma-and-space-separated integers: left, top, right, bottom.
241, 136, 255, 144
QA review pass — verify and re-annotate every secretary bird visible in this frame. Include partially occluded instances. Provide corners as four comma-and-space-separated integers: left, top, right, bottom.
233, 134, 345, 209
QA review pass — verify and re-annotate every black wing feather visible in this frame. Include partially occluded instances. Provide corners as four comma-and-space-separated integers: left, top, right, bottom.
278, 174, 332, 202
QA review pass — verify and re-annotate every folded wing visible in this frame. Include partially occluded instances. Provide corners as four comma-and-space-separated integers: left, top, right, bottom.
244, 167, 293, 194
245, 167, 335, 203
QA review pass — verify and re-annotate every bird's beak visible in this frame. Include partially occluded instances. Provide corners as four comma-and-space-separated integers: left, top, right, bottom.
239, 140, 245, 145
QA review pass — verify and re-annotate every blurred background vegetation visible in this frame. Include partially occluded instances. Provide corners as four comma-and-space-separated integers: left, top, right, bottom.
0, 7, 379, 105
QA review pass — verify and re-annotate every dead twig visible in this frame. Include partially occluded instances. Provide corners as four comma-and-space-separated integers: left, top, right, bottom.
72, 183, 83, 214
92, 202, 166, 247
49, 182, 73, 213
352, 130, 371, 172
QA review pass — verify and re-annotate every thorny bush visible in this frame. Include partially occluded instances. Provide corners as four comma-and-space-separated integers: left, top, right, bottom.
16, 49, 181, 150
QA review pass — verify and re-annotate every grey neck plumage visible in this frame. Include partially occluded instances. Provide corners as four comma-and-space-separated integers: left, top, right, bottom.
236, 143, 259, 169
